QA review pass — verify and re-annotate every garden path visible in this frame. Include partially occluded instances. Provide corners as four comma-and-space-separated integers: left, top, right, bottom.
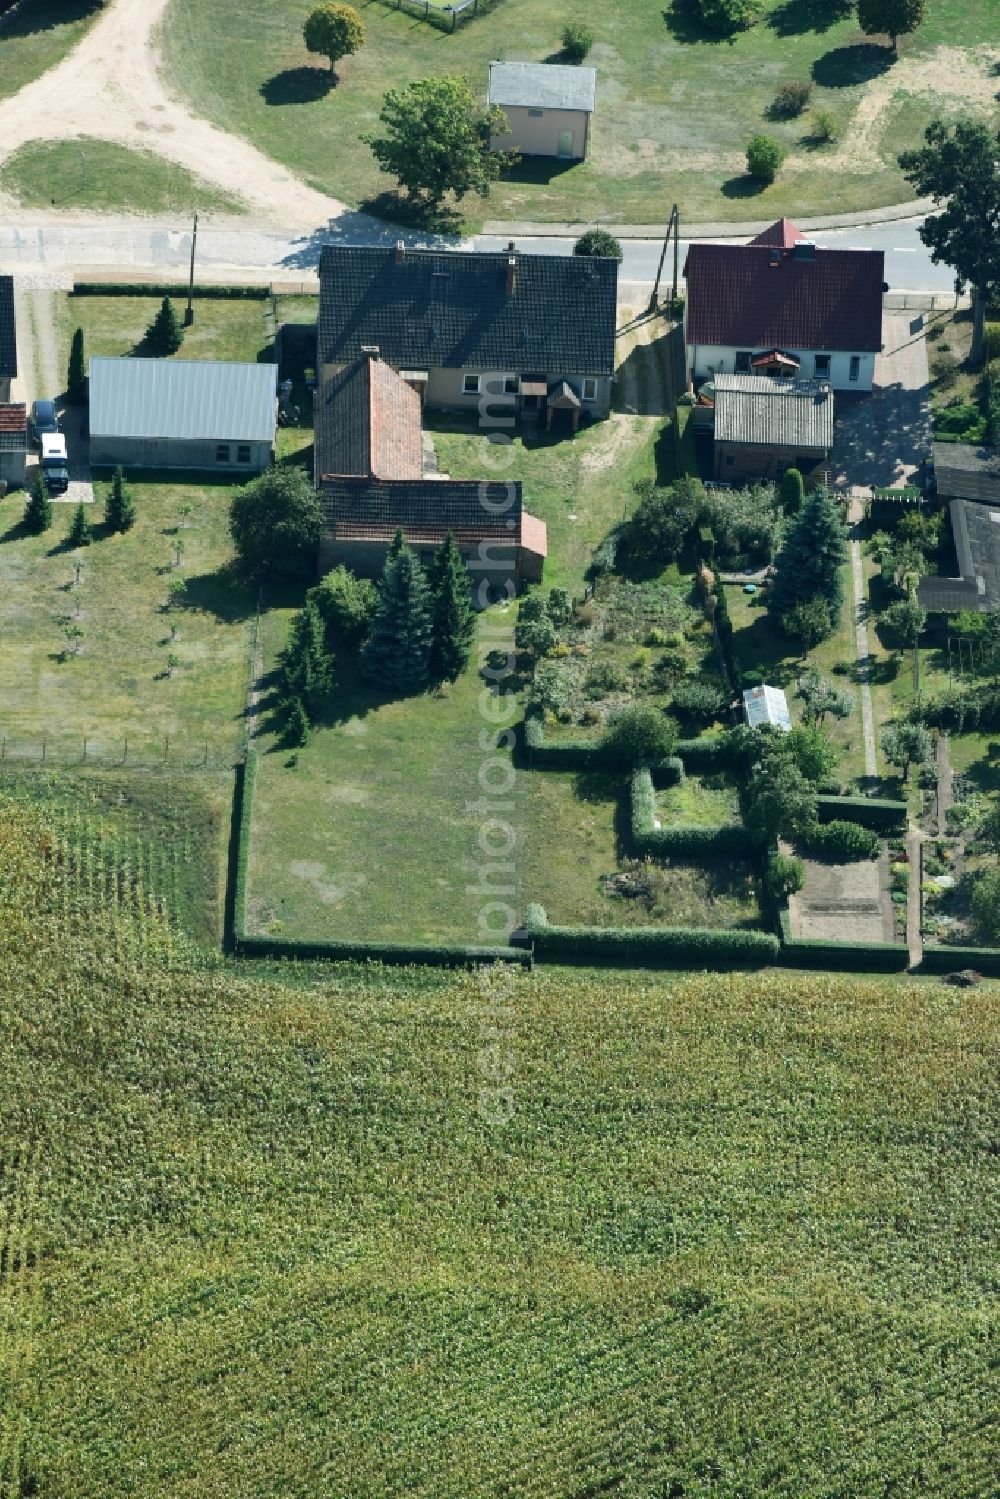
847, 490, 878, 782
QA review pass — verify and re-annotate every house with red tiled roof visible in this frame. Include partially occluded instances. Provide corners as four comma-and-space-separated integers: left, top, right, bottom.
0, 403, 27, 490
314, 351, 546, 599
683, 219, 885, 393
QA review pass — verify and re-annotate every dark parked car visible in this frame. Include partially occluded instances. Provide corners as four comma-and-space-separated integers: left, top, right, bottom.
29, 399, 60, 447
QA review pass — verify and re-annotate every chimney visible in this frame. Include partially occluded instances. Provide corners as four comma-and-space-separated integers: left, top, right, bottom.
361, 344, 380, 360
506, 254, 517, 295
395, 240, 405, 264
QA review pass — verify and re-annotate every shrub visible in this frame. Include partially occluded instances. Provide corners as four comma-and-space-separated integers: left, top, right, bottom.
309, 565, 376, 646
561, 22, 593, 61
812, 109, 838, 143
695, 0, 765, 35
746, 134, 786, 185
671, 677, 728, 725
768, 852, 805, 898
771, 82, 811, 118
573, 228, 622, 261
602, 705, 677, 768
815, 794, 906, 830
802, 820, 880, 862
969, 865, 1000, 943
230, 468, 323, 581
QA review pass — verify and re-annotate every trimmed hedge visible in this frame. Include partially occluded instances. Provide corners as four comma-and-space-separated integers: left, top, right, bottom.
919, 944, 1000, 978
779, 937, 910, 972
232, 750, 529, 968
915, 689, 1000, 734
523, 905, 778, 969
801, 819, 881, 862
815, 794, 906, 830
675, 734, 741, 770
72, 282, 271, 299
522, 716, 682, 779
631, 767, 749, 856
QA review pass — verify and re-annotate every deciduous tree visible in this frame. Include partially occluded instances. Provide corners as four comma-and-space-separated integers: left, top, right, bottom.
601, 704, 676, 768
857, 0, 925, 53
303, 3, 365, 77
229, 467, 322, 580
881, 720, 932, 781
573, 229, 623, 261
363, 77, 515, 208
899, 120, 1000, 365
746, 133, 786, 185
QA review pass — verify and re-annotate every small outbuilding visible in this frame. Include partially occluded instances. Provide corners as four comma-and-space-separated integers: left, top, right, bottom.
713, 373, 833, 482
743, 683, 791, 732
917, 442, 1000, 612
488, 61, 596, 161
88, 356, 277, 473
0, 276, 16, 404
0, 403, 27, 490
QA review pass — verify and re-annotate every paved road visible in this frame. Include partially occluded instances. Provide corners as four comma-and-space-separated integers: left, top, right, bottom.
0, 215, 956, 291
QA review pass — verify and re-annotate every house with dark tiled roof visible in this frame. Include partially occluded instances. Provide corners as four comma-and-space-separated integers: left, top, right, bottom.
917, 442, 1000, 612
315, 351, 547, 597
0, 403, 27, 490
0, 276, 16, 404
317, 242, 617, 428
684, 219, 884, 393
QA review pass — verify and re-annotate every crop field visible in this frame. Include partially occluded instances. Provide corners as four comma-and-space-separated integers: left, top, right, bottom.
162, 0, 1000, 225
1, 788, 998, 1495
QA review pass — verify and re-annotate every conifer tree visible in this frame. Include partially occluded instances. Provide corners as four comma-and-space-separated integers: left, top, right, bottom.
778, 467, 805, 516
105, 467, 136, 532
145, 297, 184, 356
67, 326, 87, 404
279, 598, 334, 720
362, 530, 432, 693
768, 487, 847, 637
67, 503, 93, 548
284, 696, 311, 749
427, 531, 474, 683
23, 471, 52, 535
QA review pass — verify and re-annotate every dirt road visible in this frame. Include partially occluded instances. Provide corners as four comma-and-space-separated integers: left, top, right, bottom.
0, 0, 344, 230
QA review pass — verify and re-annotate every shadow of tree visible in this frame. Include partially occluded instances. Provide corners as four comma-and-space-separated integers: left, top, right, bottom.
357, 190, 466, 236
661, 0, 731, 45
260, 66, 334, 107
721, 174, 767, 200
0, 0, 102, 39
768, 0, 852, 36
812, 42, 895, 88
176, 566, 258, 623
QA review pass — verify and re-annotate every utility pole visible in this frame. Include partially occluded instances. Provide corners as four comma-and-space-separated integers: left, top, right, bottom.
672, 204, 681, 310
185, 212, 199, 327
649, 203, 679, 314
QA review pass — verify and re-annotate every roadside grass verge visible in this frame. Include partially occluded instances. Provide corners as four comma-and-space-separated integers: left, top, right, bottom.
0, 138, 247, 216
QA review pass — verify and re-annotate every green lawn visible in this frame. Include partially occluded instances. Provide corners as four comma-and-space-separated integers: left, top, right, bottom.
0, 0, 101, 102
657, 771, 740, 827
0, 138, 246, 216
5, 796, 998, 1496
57, 293, 272, 369
162, 0, 1000, 224
0, 478, 254, 762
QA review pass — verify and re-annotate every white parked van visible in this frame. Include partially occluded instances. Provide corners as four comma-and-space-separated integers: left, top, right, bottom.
41, 433, 70, 494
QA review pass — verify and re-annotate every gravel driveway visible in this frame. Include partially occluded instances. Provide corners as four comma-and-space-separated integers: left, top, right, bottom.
830, 309, 933, 490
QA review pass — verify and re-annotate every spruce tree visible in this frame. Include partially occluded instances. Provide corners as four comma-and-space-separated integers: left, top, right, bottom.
768, 487, 847, 634
23, 471, 52, 535
67, 503, 93, 548
145, 297, 184, 356
105, 467, 136, 532
284, 696, 310, 749
67, 326, 87, 404
362, 534, 432, 693
778, 467, 805, 516
427, 531, 474, 683
279, 598, 334, 720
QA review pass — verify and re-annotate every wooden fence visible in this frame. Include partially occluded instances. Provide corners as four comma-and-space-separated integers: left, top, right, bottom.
374, 0, 505, 31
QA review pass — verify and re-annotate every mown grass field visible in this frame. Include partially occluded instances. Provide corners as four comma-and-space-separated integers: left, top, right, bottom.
0, 138, 246, 216
57, 292, 272, 369
0, 0, 101, 103
1, 787, 998, 1496
162, 0, 1000, 225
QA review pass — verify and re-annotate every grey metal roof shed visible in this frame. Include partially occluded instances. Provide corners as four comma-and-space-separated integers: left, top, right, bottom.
89, 357, 278, 442
488, 61, 597, 114
714, 374, 833, 449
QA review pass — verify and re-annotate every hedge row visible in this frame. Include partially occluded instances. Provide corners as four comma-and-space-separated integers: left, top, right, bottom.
919, 944, 1000, 978
915, 689, 1000, 734
815, 793, 907, 830
631, 767, 749, 856
778, 937, 910, 972
523, 905, 779, 969
674, 734, 741, 769
232, 750, 528, 968
522, 717, 683, 781
72, 282, 271, 300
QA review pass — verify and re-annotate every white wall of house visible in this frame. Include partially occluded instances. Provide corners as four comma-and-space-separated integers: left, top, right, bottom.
490, 106, 590, 160
688, 343, 876, 393
425, 367, 612, 418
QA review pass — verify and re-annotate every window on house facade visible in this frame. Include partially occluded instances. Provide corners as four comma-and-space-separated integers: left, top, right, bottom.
735, 351, 752, 373
582, 377, 598, 402
504, 376, 518, 395
528, 108, 544, 118
849, 356, 861, 382
236, 444, 251, 464
216, 444, 230, 463
814, 354, 831, 377
463, 374, 481, 394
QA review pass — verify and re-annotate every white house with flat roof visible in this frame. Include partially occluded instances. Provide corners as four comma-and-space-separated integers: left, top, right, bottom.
488, 61, 596, 161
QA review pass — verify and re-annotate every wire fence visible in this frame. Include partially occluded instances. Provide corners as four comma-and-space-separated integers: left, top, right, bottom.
372, 0, 505, 31
0, 734, 235, 770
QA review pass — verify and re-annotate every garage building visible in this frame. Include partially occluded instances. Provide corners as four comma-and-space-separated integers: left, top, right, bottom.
88, 356, 277, 473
